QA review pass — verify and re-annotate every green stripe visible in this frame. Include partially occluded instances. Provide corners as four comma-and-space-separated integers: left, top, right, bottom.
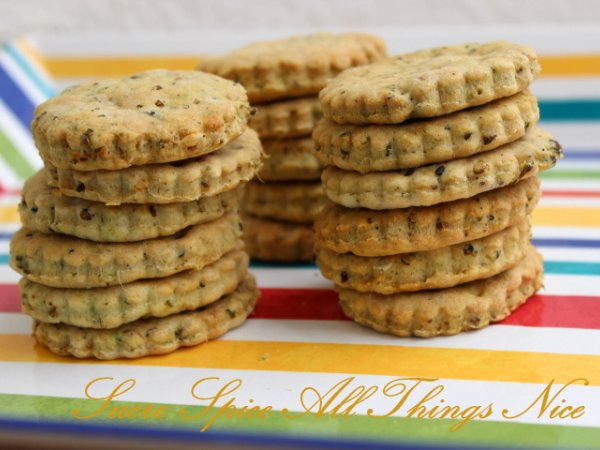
545, 261, 600, 276
539, 100, 600, 121
0, 128, 35, 179
540, 170, 600, 180
0, 394, 597, 448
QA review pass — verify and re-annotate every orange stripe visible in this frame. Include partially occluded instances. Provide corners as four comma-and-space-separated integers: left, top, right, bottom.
39, 55, 600, 79
43, 57, 201, 78
1, 334, 599, 385
540, 55, 600, 76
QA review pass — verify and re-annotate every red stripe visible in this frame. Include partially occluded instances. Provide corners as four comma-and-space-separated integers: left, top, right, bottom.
542, 190, 600, 197
253, 288, 346, 320
1, 284, 599, 330
0, 284, 21, 312
254, 288, 600, 330
499, 294, 600, 329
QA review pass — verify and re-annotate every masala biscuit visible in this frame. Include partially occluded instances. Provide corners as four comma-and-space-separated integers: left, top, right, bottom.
317, 220, 530, 294
320, 41, 539, 124
315, 177, 539, 256
322, 127, 560, 209
199, 32, 386, 103
244, 180, 325, 223
243, 213, 314, 262
32, 70, 251, 170
21, 248, 248, 329
33, 274, 259, 359
45, 129, 263, 205
250, 97, 322, 139
313, 90, 539, 172
19, 169, 243, 242
10, 212, 242, 288
337, 245, 543, 337
259, 137, 321, 181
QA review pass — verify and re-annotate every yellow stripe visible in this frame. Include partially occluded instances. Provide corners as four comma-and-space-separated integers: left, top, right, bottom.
43, 57, 201, 78
540, 55, 600, 77
39, 55, 600, 79
0, 205, 19, 224
532, 206, 600, 227
1, 334, 600, 385
0, 205, 597, 227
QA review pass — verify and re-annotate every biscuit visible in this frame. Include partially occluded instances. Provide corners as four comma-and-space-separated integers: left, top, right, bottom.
199, 32, 386, 103
10, 212, 241, 288
45, 129, 263, 205
315, 177, 539, 256
322, 127, 560, 209
320, 41, 539, 124
32, 70, 251, 170
243, 213, 314, 262
259, 137, 321, 181
21, 248, 248, 329
244, 180, 325, 224
19, 169, 243, 242
33, 274, 259, 359
250, 97, 322, 139
313, 90, 539, 172
317, 220, 530, 294
337, 245, 543, 337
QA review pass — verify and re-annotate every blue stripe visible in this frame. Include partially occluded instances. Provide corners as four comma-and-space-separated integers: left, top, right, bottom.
0, 416, 487, 450
0, 254, 8, 265
0, 233, 14, 240
544, 261, 600, 276
0, 63, 36, 129
539, 99, 600, 121
4, 43, 55, 98
533, 238, 600, 248
563, 150, 600, 160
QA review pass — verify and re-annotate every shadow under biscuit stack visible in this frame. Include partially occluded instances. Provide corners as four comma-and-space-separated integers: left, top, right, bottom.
313, 41, 563, 337
199, 32, 387, 261
10, 69, 263, 359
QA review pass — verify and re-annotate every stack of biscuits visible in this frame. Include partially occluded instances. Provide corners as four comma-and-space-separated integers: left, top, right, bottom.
10, 70, 263, 359
313, 41, 563, 337
199, 32, 387, 261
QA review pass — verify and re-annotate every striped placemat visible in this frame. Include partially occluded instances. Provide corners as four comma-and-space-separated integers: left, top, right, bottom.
1, 31, 600, 449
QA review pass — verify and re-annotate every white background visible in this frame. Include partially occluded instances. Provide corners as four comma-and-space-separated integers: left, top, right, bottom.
1, 0, 600, 42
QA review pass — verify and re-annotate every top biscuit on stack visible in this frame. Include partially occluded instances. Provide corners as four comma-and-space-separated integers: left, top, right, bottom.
10, 70, 263, 359
313, 41, 563, 337
200, 33, 387, 261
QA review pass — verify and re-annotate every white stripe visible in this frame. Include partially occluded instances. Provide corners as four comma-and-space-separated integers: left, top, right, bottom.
0, 263, 597, 292
533, 78, 600, 100
227, 320, 600, 355
33, 24, 600, 56
0, 51, 46, 106
0, 361, 597, 428
542, 180, 600, 191
540, 246, 600, 263
544, 274, 600, 296
540, 123, 600, 150
533, 226, 600, 239
0, 266, 19, 282
539, 197, 600, 207
554, 160, 600, 171
0, 99, 43, 170
0, 195, 20, 205
254, 267, 331, 289
2, 313, 600, 357
0, 161, 21, 190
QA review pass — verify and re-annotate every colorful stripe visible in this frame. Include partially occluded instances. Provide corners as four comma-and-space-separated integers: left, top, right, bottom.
38, 54, 600, 79
1, 38, 600, 449
1, 394, 599, 449
5, 41, 55, 98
